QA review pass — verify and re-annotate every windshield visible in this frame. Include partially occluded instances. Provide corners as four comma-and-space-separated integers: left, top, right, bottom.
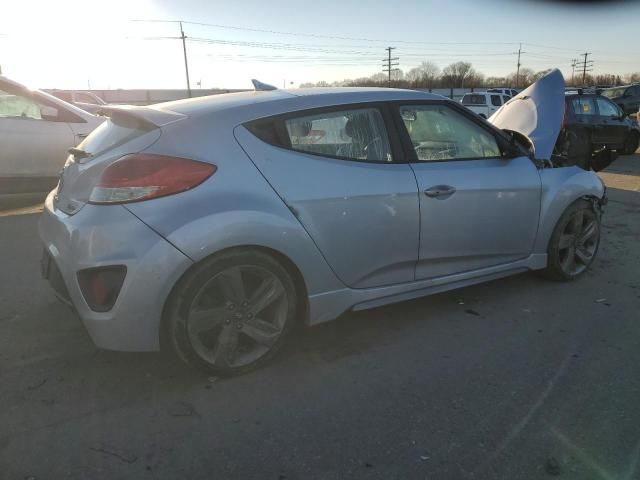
602, 87, 626, 98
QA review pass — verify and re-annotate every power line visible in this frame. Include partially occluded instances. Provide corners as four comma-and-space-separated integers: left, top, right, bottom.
132, 19, 520, 46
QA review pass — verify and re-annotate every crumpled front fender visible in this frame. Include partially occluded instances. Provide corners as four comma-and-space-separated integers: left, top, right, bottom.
534, 166, 606, 253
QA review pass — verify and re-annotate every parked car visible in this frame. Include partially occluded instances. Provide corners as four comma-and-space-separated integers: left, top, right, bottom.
460, 92, 510, 118
601, 84, 640, 115
0, 76, 104, 196
487, 87, 518, 97
48, 90, 108, 114
40, 69, 606, 375
553, 92, 639, 170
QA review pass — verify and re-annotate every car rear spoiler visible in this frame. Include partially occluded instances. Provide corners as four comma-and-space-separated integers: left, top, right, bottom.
96, 105, 187, 128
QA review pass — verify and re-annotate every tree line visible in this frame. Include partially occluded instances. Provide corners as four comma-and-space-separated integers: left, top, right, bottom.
300, 61, 640, 89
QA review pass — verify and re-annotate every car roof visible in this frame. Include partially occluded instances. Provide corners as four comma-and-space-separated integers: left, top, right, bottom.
156, 87, 445, 119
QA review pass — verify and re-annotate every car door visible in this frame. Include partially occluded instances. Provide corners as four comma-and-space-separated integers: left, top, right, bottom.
595, 96, 629, 149
235, 104, 420, 288
568, 96, 598, 144
0, 85, 76, 192
395, 102, 541, 280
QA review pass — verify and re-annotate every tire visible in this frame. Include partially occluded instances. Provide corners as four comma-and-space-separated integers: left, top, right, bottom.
540, 200, 601, 281
165, 249, 298, 376
623, 131, 639, 155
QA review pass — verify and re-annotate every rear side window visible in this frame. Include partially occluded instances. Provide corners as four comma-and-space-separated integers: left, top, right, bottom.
571, 97, 596, 116
462, 94, 486, 105
596, 97, 619, 117
279, 108, 393, 162
490, 95, 502, 107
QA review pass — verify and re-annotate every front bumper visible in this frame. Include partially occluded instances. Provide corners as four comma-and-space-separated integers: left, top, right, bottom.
38, 191, 192, 351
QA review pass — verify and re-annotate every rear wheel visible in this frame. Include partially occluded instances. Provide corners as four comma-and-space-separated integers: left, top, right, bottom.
541, 200, 600, 281
166, 249, 298, 375
623, 131, 639, 155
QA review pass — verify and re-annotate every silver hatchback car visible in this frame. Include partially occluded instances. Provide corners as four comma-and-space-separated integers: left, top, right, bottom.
39, 70, 606, 375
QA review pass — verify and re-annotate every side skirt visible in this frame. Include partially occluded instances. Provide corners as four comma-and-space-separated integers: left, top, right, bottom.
307, 253, 547, 326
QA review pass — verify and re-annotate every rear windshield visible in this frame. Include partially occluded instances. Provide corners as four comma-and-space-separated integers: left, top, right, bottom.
462, 94, 486, 105
601, 87, 626, 99
77, 117, 154, 156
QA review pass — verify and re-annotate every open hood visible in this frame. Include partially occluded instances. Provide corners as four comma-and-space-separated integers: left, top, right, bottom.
488, 69, 565, 161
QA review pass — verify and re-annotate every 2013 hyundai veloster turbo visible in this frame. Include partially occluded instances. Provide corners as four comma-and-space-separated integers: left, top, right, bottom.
39, 70, 606, 375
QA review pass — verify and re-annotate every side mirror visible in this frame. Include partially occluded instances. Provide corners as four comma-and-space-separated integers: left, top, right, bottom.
40, 105, 59, 120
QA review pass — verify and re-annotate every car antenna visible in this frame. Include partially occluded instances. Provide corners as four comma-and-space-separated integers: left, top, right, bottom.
251, 79, 278, 91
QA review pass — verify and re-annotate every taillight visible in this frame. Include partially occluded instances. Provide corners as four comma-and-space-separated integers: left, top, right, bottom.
77, 266, 127, 312
89, 154, 216, 204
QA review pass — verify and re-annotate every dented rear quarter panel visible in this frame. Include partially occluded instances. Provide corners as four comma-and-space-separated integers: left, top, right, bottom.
123, 118, 346, 300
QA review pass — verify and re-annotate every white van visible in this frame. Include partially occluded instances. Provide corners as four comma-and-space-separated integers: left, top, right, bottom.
460, 92, 510, 118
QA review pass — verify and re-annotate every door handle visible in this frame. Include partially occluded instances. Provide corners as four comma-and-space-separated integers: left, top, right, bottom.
424, 185, 456, 198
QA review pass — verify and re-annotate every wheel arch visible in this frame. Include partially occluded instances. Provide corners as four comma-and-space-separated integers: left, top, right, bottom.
535, 167, 605, 254
160, 244, 311, 351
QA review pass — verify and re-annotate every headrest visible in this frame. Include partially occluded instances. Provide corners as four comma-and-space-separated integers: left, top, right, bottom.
289, 120, 312, 137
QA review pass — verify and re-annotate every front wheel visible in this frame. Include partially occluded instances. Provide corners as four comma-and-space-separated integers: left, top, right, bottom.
165, 249, 298, 376
541, 200, 601, 281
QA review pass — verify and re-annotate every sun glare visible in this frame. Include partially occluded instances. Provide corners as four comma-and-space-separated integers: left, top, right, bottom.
0, 0, 161, 88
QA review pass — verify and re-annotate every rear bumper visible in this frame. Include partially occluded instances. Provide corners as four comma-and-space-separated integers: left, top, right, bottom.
38, 191, 193, 351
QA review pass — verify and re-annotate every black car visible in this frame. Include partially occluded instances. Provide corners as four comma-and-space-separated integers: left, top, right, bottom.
601, 84, 640, 115
554, 92, 640, 171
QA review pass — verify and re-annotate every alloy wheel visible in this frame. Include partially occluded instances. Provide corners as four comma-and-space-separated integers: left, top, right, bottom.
186, 265, 288, 369
557, 209, 599, 276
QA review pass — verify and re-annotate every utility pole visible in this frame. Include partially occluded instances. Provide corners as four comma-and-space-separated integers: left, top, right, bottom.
179, 21, 192, 98
382, 47, 399, 87
576, 52, 593, 86
515, 43, 522, 88
570, 59, 577, 86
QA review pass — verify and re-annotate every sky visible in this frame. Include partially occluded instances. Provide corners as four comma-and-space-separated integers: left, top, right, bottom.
0, 0, 638, 90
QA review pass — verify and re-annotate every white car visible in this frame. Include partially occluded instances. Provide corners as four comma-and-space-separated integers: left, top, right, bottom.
0, 76, 104, 196
47, 90, 108, 115
461, 92, 511, 118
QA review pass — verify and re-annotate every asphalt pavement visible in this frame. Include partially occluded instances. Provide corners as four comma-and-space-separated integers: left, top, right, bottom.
1, 154, 639, 480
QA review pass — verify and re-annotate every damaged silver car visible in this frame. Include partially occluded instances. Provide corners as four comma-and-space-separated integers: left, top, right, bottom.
39, 70, 606, 375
